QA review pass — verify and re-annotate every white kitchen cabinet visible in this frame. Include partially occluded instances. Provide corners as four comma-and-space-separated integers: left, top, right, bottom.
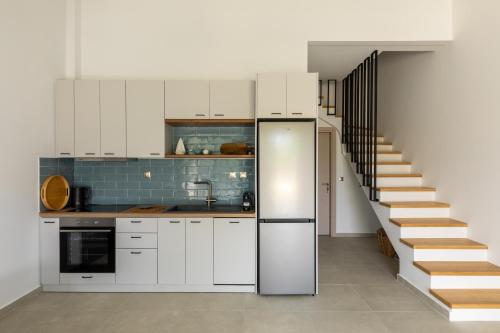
165, 80, 209, 119
40, 218, 59, 285
116, 233, 157, 249
116, 218, 158, 233
126, 80, 165, 158
158, 218, 186, 285
60, 273, 115, 285
286, 73, 318, 118
75, 80, 101, 157
210, 80, 255, 119
100, 80, 126, 157
214, 218, 256, 285
55, 80, 75, 157
116, 249, 157, 284
256, 73, 286, 118
186, 218, 213, 285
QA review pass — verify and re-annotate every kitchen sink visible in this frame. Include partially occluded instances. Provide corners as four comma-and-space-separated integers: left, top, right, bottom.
165, 204, 244, 212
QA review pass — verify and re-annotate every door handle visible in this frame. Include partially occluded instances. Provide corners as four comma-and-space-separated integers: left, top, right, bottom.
321, 182, 330, 193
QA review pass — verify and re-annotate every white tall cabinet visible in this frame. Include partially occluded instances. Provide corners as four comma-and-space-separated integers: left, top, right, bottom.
158, 218, 186, 284
126, 80, 165, 158
55, 80, 75, 157
186, 218, 213, 285
256, 73, 318, 118
100, 80, 127, 157
74, 80, 100, 157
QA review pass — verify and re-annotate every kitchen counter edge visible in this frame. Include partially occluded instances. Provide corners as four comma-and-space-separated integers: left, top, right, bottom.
39, 211, 256, 218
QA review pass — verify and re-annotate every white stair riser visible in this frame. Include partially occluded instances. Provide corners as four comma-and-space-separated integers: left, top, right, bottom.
430, 275, 500, 289
356, 137, 385, 143
449, 309, 500, 322
389, 207, 450, 218
412, 249, 487, 261
376, 177, 422, 187
400, 227, 467, 238
378, 191, 436, 202
376, 164, 412, 174
376, 145, 393, 152
377, 154, 402, 162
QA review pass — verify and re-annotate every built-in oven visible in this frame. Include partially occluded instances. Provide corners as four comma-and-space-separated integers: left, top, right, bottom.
59, 218, 115, 273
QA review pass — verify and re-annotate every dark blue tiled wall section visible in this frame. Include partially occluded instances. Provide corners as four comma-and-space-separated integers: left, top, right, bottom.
40, 158, 74, 185
171, 126, 254, 154
73, 159, 254, 205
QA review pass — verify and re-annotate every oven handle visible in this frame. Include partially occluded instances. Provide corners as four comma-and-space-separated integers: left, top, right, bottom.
60, 229, 113, 233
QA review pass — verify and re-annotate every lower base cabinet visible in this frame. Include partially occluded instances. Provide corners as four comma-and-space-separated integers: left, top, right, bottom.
60, 273, 116, 285
214, 218, 256, 284
116, 249, 157, 284
158, 218, 186, 284
186, 218, 213, 285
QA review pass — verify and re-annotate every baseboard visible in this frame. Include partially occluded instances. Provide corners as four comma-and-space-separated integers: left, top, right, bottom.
397, 274, 449, 319
0, 286, 41, 319
332, 233, 375, 238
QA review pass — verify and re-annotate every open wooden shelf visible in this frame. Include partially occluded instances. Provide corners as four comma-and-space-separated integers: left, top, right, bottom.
165, 154, 255, 159
165, 119, 255, 127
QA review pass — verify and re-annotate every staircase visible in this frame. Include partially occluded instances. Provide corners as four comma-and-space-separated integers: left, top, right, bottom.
349, 136, 500, 321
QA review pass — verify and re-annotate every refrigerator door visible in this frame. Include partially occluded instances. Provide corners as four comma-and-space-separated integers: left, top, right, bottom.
258, 121, 315, 219
259, 222, 315, 294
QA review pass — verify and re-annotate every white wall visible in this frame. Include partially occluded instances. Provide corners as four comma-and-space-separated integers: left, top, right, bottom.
75, 0, 452, 79
379, 1, 500, 263
0, 0, 66, 309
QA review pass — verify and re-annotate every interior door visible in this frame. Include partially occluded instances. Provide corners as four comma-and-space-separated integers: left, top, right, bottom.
318, 132, 331, 235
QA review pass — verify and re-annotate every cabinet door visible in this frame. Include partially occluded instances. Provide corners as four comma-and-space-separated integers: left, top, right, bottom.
165, 80, 209, 119
55, 80, 75, 157
256, 73, 286, 118
158, 218, 186, 285
75, 80, 101, 157
186, 218, 213, 285
286, 73, 318, 118
116, 249, 157, 284
126, 80, 165, 158
40, 218, 59, 285
214, 218, 256, 284
100, 80, 126, 157
210, 80, 255, 119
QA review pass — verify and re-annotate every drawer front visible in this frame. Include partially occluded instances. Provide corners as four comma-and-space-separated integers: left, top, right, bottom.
60, 273, 116, 285
116, 233, 157, 249
116, 218, 157, 233
116, 249, 158, 285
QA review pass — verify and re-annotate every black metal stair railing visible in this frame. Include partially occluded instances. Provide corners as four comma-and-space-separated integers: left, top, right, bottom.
342, 50, 379, 201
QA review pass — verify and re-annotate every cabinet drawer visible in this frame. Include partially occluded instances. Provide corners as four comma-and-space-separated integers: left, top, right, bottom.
116, 218, 157, 233
116, 249, 157, 285
116, 233, 157, 249
60, 273, 116, 285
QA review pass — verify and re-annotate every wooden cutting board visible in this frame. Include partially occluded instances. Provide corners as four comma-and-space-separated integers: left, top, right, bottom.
40, 175, 70, 210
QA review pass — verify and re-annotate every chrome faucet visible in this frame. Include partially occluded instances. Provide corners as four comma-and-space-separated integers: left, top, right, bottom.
193, 180, 217, 207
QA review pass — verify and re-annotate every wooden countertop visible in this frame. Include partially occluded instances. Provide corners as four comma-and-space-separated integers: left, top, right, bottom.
39, 205, 256, 218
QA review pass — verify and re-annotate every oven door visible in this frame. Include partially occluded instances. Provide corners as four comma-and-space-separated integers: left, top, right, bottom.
60, 227, 115, 273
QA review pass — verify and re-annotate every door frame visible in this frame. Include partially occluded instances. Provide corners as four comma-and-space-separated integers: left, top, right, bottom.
318, 127, 336, 237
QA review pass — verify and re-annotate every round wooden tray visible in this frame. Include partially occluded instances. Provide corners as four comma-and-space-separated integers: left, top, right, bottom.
40, 175, 70, 210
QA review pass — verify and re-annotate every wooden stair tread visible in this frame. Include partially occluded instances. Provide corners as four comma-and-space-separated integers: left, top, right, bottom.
380, 201, 450, 208
376, 173, 422, 178
375, 161, 411, 165
415, 261, 500, 276
390, 218, 466, 227
430, 289, 500, 309
378, 187, 435, 192
400, 238, 487, 249
377, 151, 401, 154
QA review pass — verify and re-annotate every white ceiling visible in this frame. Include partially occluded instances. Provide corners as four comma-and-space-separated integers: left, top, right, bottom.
308, 42, 447, 80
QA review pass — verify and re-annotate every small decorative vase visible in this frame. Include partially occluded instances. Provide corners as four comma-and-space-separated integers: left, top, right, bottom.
175, 138, 186, 155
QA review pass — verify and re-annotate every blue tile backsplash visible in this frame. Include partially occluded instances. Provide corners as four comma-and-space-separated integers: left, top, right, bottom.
39, 126, 255, 206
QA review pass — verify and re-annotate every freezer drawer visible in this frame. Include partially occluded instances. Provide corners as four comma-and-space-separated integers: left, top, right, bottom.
259, 222, 315, 295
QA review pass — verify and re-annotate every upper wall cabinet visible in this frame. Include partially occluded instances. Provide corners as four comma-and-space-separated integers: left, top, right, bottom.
256, 73, 318, 119
256, 73, 286, 118
100, 80, 126, 157
286, 73, 318, 118
126, 80, 165, 158
75, 80, 101, 157
55, 80, 75, 157
165, 80, 209, 119
209, 80, 255, 119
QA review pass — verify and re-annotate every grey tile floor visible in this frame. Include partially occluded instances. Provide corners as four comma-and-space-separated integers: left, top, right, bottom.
2, 236, 500, 332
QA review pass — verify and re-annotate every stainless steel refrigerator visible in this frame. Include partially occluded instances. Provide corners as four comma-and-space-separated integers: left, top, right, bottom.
257, 120, 316, 295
